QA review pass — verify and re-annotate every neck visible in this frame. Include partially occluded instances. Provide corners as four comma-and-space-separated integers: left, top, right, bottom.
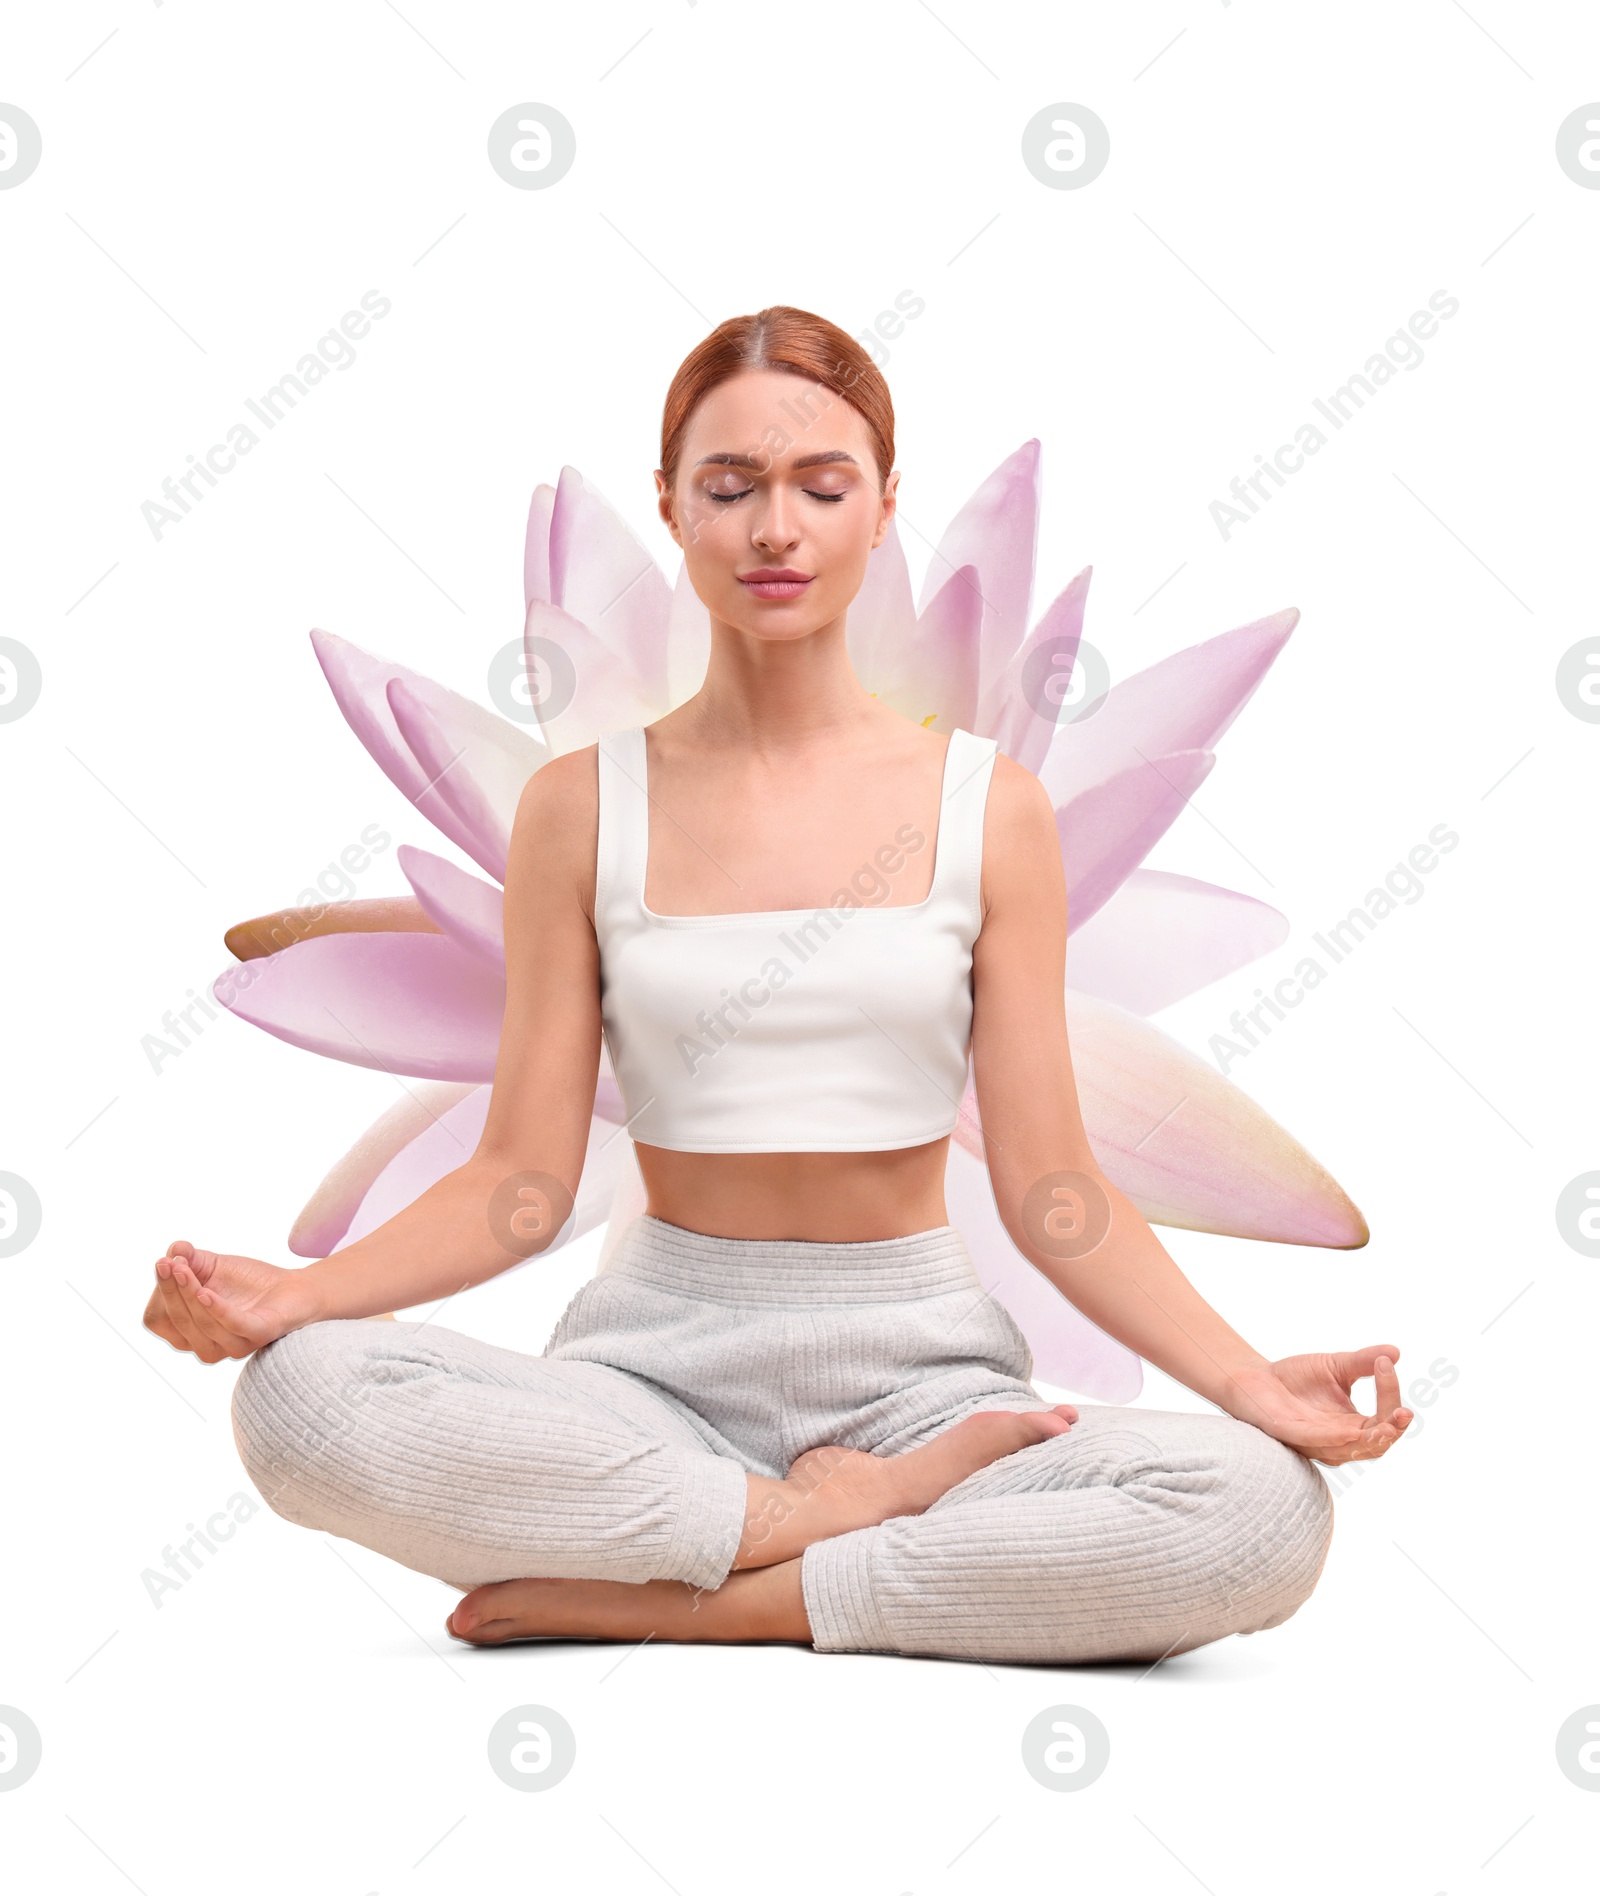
678, 611, 887, 749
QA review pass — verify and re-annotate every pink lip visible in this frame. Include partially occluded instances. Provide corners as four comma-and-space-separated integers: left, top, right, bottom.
739, 569, 813, 600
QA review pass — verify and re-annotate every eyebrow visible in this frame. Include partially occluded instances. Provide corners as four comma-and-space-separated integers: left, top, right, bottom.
693, 450, 859, 471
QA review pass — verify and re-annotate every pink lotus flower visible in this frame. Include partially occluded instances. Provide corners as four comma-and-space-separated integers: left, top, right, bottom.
213, 443, 1366, 1401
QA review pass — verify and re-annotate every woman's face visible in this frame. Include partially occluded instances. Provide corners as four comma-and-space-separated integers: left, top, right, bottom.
656, 369, 898, 639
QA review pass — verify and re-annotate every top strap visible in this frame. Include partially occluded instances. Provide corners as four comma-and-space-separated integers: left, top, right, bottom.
595, 725, 648, 926
936, 728, 998, 924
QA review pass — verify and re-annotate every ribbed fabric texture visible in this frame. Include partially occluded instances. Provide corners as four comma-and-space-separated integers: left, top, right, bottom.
232, 1214, 1333, 1662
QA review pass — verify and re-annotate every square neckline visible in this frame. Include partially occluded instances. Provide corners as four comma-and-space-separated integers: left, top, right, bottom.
636, 725, 965, 927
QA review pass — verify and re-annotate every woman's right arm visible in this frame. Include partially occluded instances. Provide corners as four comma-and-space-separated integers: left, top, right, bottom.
143, 745, 605, 1358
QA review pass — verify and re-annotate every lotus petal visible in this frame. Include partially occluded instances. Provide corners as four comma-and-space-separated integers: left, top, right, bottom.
321, 1086, 635, 1272
386, 678, 529, 884
312, 629, 545, 867
546, 467, 672, 698
954, 992, 1365, 1248
294, 1041, 633, 1261
1039, 610, 1297, 809
1063, 987, 1368, 1246
665, 561, 711, 710
847, 520, 917, 685
862, 562, 982, 732
1066, 869, 1290, 1015
943, 1139, 1143, 1399
523, 481, 556, 612
1059, 749, 1216, 933
985, 566, 1090, 771
224, 894, 440, 962
397, 845, 506, 969
591, 1067, 629, 1127
288, 1080, 481, 1257
595, 1137, 651, 1274
528, 598, 663, 755
214, 932, 505, 1081
915, 441, 1041, 696
333, 1084, 492, 1250
312, 626, 452, 808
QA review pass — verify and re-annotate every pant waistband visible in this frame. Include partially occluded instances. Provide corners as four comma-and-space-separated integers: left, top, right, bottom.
602, 1213, 984, 1305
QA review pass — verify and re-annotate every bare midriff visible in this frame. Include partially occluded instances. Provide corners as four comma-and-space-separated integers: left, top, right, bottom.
633, 1137, 954, 1243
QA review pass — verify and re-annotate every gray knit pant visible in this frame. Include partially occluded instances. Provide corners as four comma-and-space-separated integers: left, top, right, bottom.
231, 1215, 1334, 1664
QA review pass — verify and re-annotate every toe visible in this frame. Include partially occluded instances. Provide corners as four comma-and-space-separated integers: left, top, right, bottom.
451, 1582, 505, 1634
449, 1599, 501, 1641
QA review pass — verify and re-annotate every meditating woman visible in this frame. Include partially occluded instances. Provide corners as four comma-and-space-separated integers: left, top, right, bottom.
141, 305, 1410, 1662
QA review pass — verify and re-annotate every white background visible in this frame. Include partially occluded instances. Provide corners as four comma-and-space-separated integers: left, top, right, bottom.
3, 3, 1596, 1891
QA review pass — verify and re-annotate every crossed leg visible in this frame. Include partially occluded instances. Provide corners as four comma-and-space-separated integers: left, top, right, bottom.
799, 1405, 1336, 1664
448, 1408, 1335, 1661
230, 1317, 1077, 1648
233, 1320, 1331, 1663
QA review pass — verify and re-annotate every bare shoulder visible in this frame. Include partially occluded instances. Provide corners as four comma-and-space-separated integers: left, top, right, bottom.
507, 742, 600, 920
978, 749, 1063, 918
983, 748, 1058, 850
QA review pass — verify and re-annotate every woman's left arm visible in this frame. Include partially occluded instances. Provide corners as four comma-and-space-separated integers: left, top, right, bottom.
968, 754, 1412, 1467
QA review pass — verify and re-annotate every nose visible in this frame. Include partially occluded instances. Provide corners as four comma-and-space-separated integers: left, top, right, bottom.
751, 486, 801, 556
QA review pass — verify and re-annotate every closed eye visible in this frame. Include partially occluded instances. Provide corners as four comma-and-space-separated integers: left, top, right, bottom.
706, 488, 847, 505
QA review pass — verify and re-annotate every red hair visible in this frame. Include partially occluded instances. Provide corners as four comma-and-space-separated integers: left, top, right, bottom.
659, 305, 895, 491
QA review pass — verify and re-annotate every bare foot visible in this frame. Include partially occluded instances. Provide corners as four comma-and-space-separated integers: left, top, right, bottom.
736, 1404, 1077, 1569
444, 1408, 1077, 1648
447, 1563, 811, 1647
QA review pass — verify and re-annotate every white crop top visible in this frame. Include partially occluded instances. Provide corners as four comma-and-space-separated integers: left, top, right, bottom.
593, 724, 999, 1153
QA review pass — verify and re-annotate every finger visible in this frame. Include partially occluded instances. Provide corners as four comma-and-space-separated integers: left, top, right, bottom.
166, 1240, 217, 1287
193, 1299, 259, 1358
142, 1300, 186, 1350
154, 1267, 213, 1354
1304, 1425, 1380, 1463
152, 1265, 241, 1362
1322, 1435, 1387, 1467
155, 1246, 203, 1297
151, 1294, 223, 1362
168, 1256, 226, 1319
166, 1262, 249, 1354
1351, 1407, 1415, 1461
1372, 1354, 1404, 1424
178, 1286, 256, 1357
1368, 1407, 1414, 1453
157, 1282, 240, 1360
167, 1258, 227, 1333
1334, 1343, 1403, 1388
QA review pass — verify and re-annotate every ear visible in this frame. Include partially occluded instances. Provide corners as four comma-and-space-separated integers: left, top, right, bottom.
869, 468, 899, 551
654, 470, 684, 550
